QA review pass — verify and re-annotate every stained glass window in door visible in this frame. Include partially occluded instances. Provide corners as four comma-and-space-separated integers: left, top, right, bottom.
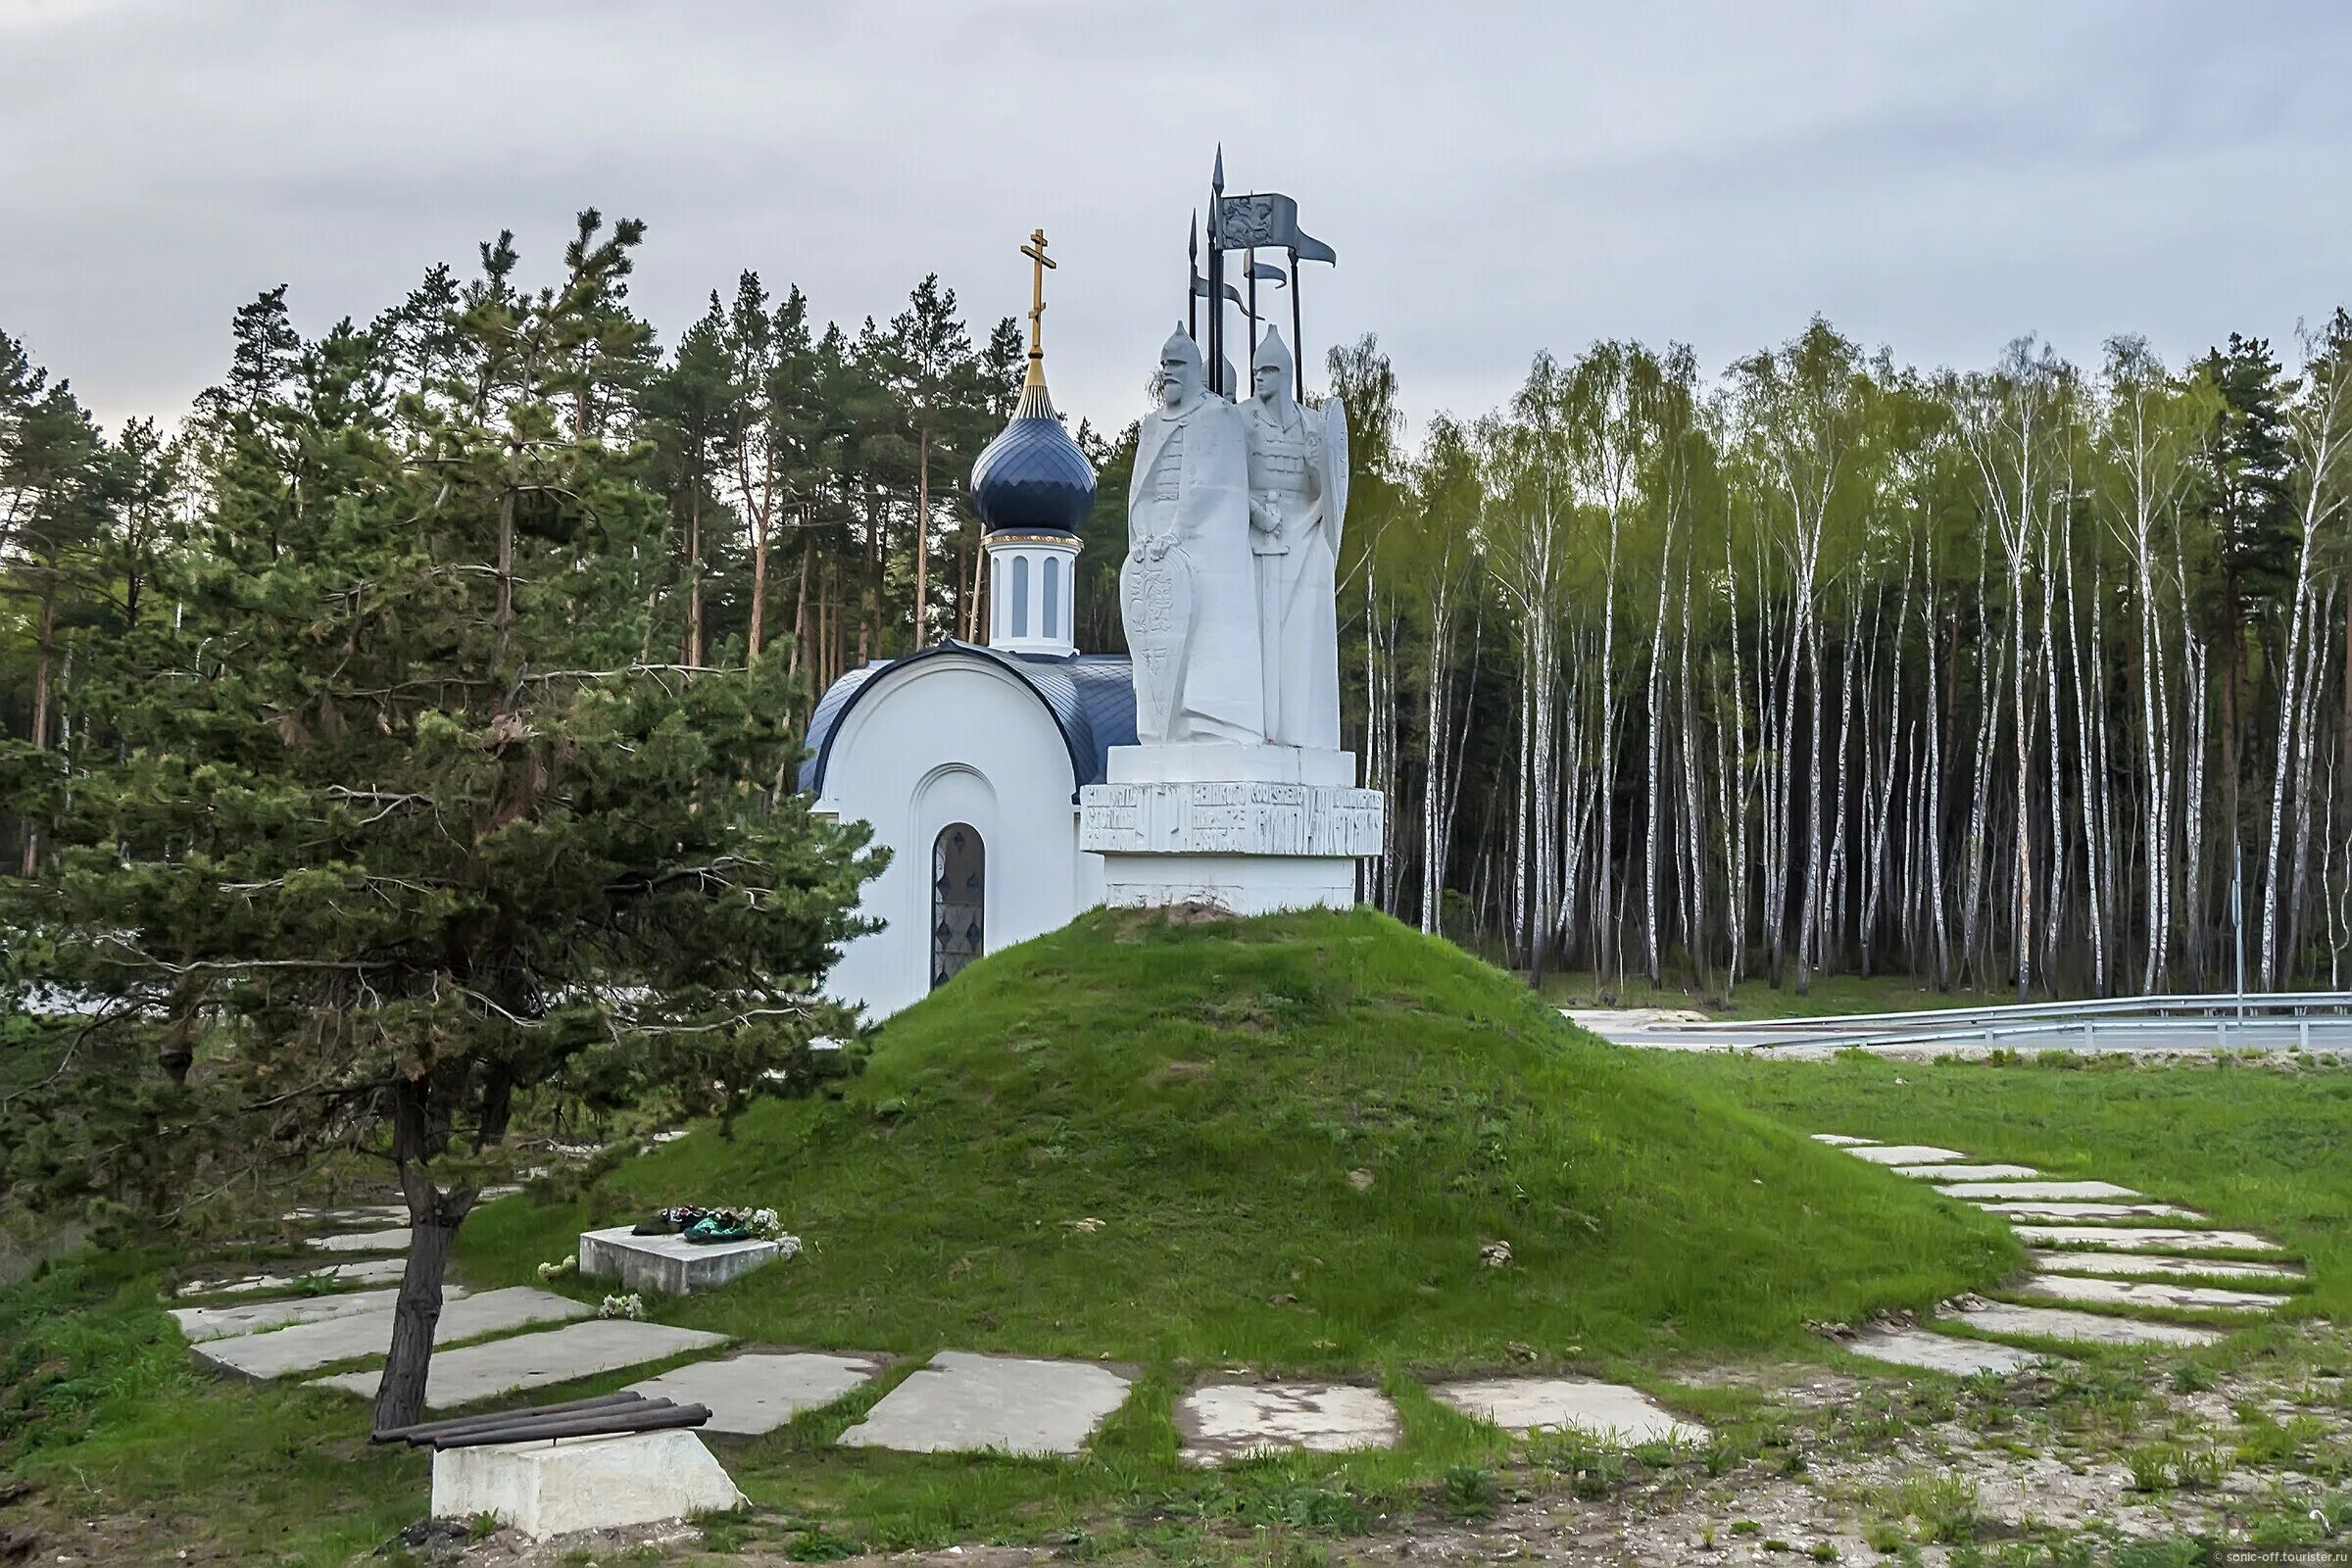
930, 822, 985, 990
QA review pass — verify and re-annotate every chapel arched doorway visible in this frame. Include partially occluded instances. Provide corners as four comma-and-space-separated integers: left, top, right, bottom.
930, 822, 985, 990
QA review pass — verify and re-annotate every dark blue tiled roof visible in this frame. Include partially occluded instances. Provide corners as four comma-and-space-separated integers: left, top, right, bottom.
799, 641, 1137, 802
968, 411, 1096, 535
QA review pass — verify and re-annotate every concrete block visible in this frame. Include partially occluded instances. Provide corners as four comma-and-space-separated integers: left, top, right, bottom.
1891, 1162, 2039, 1181
1846, 1145, 1973, 1165
1431, 1377, 1705, 1446
1177, 1382, 1399, 1463
2025, 1249, 2300, 1282
430, 1429, 743, 1540
1846, 1328, 2046, 1376
1942, 1300, 2224, 1348
1809, 1134, 1877, 1146
1935, 1180, 2139, 1200
2017, 1274, 2290, 1313
626, 1351, 884, 1436
2012, 1225, 2279, 1252
313, 1318, 728, 1407
576, 1226, 780, 1296
838, 1350, 1132, 1457
195, 1286, 589, 1379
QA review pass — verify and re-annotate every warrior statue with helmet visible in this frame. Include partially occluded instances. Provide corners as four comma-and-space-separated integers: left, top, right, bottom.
1121, 326, 1264, 744
1241, 327, 1347, 749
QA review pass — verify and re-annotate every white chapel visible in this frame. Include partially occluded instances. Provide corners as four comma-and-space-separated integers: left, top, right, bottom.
801, 232, 1135, 1020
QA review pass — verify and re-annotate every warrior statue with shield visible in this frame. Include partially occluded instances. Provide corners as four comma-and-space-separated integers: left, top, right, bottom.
1122, 327, 1264, 744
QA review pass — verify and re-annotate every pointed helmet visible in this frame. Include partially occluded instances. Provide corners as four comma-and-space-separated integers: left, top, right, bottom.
1251, 326, 1295, 382
1161, 323, 1202, 375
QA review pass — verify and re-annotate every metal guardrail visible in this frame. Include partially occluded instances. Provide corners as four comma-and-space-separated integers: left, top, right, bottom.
1669, 990, 2352, 1036
1751, 1012, 2352, 1054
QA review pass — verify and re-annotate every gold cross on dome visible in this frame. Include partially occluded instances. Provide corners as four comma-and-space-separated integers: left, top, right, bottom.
1020, 228, 1055, 383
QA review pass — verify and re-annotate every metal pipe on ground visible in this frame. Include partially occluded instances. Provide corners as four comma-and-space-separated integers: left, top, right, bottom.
430, 1402, 713, 1449
407, 1398, 684, 1448
371, 1391, 650, 1445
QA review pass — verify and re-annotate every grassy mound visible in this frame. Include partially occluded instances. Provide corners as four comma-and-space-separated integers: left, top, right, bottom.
463, 907, 2010, 1369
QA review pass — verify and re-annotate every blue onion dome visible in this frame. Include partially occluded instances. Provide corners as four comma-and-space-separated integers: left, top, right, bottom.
969, 374, 1096, 535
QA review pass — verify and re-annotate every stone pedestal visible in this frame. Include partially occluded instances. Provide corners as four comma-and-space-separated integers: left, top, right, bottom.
577, 1226, 779, 1297
1080, 744, 1383, 915
430, 1429, 744, 1539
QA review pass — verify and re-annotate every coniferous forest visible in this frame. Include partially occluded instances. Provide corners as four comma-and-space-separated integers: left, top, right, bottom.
6, 215, 2351, 1006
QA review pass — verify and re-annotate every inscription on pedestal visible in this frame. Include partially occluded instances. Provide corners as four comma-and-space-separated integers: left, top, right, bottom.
1080, 780, 1385, 858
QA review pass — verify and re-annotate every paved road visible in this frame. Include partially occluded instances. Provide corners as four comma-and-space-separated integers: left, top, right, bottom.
1568, 1006, 2352, 1058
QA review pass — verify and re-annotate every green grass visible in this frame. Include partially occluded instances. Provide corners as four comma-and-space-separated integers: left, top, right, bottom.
460, 906, 2009, 1366
1642, 1049, 2352, 1324
25, 910, 2337, 1564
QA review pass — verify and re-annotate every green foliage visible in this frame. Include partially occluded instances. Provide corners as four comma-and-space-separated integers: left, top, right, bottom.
1, 217, 878, 1248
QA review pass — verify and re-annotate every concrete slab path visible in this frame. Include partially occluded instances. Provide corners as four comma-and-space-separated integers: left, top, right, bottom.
838, 1351, 1133, 1458
171, 1286, 430, 1343
1943, 1300, 2225, 1348
313, 1318, 728, 1408
1892, 1163, 2039, 1181
306, 1226, 412, 1254
1935, 1180, 2141, 1200
1976, 1200, 2203, 1220
175, 1257, 407, 1298
2025, 1249, 2301, 1282
193, 1286, 590, 1379
1431, 1377, 1706, 1446
1810, 1134, 1878, 1146
625, 1351, 885, 1436
1845, 1328, 2046, 1376
2010, 1225, 2278, 1252
2016, 1274, 2292, 1314
1846, 1145, 1973, 1165
1177, 1382, 1400, 1463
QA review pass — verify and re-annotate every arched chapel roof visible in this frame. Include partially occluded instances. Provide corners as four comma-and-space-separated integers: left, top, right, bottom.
798, 641, 1138, 802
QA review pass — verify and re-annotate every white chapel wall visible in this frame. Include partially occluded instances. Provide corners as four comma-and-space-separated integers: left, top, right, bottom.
813, 657, 1099, 1021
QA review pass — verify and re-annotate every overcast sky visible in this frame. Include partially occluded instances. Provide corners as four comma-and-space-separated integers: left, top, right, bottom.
6, 1, 2349, 439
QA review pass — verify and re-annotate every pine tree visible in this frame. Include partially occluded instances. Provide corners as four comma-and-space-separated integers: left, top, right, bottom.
0, 217, 877, 1431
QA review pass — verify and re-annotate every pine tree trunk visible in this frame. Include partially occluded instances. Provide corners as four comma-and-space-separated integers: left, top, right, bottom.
21, 585, 56, 877
748, 498, 770, 661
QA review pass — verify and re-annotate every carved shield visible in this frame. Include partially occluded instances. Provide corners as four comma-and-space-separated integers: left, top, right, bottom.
1120, 543, 1196, 738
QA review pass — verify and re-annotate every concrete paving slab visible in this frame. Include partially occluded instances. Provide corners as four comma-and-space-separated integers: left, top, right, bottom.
2016, 1274, 2291, 1313
431, 1428, 743, 1539
1977, 1200, 2203, 1220
1942, 1300, 2225, 1348
2025, 1249, 2301, 1282
1847, 1145, 1974, 1165
1936, 1180, 2141, 1200
1431, 1377, 1706, 1446
284, 1203, 409, 1226
577, 1226, 780, 1296
1177, 1382, 1401, 1463
305, 1226, 411, 1253
172, 1286, 434, 1342
1845, 1328, 2047, 1376
312, 1318, 729, 1408
175, 1258, 407, 1298
2013, 1225, 2280, 1252
194, 1286, 590, 1379
1811, 1134, 1878, 1146
837, 1350, 1132, 1457
624, 1350, 885, 1436
1891, 1163, 2039, 1181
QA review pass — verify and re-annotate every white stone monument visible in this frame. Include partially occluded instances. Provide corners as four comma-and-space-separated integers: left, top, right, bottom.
1080, 322, 1382, 914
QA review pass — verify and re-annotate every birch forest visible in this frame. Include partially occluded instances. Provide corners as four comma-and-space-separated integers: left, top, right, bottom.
1331, 317, 2352, 999
6, 240, 2350, 999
